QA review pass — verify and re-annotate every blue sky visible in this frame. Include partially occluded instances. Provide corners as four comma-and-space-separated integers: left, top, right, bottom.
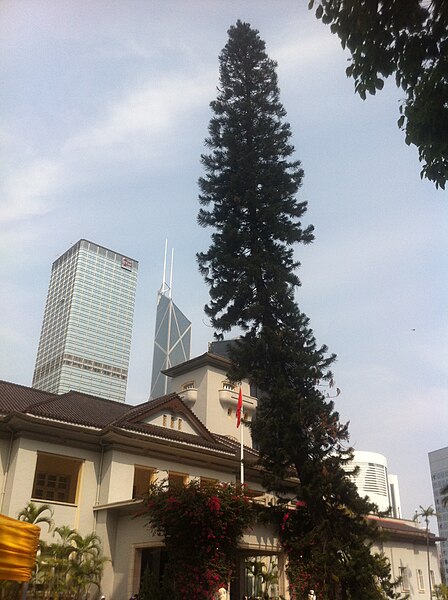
0, 0, 447, 520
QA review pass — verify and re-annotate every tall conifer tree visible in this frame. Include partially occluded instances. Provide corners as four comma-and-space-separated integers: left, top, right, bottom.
198, 21, 403, 599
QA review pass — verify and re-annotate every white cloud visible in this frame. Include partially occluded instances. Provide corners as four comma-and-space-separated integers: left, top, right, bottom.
0, 160, 63, 224
273, 31, 341, 73
65, 73, 213, 154
0, 71, 214, 227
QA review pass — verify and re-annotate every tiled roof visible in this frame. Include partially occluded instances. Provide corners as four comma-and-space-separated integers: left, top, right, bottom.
29, 390, 131, 428
371, 515, 442, 543
115, 393, 218, 443
0, 380, 131, 427
214, 433, 259, 457
0, 380, 55, 412
0, 380, 235, 454
114, 393, 179, 423
118, 421, 235, 452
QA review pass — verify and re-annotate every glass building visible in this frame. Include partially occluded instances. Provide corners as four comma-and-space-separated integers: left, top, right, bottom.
150, 294, 191, 399
32, 239, 138, 402
149, 242, 191, 399
429, 446, 448, 582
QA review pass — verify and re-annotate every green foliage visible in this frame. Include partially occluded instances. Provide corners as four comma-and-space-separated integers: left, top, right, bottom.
138, 565, 174, 600
0, 581, 21, 600
435, 583, 448, 600
245, 556, 279, 599
17, 501, 54, 531
279, 502, 405, 599
138, 480, 254, 600
1, 507, 107, 600
34, 527, 107, 599
198, 20, 314, 337
413, 505, 437, 599
414, 504, 437, 525
309, 0, 448, 189
198, 20, 402, 600
139, 566, 155, 600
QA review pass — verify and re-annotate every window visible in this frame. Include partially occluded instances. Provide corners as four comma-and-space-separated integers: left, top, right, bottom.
399, 567, 409, 591
133, 466, 155, 499
162, 414, 167, 426
32, 454, 82, 504
168, 472, 187, 489
430, 570, 435, 588
200, 477, 218, 489
178, 418, 183, 431
417, 568, 424, 591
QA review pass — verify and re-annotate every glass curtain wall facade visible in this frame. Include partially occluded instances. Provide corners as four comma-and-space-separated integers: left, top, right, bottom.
32, 239, 138, 402
429, 446, 448, 582
150, 294, 191, 399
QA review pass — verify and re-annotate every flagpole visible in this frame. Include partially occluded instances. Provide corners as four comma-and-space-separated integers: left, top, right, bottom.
240, 412, 244, 485
236, 386, 244, 485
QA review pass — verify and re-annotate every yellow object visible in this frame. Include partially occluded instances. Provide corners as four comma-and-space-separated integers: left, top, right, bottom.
0, 514, 40, 582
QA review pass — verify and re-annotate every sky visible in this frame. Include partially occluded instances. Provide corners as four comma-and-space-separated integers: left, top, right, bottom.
0, 0, 447, 522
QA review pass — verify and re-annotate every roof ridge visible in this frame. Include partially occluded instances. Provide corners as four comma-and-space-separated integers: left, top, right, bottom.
61, 389, 133, 406
213, 433, 258, 455
0, 380, 53, 396
21, 389, 132, 414
117, 421, 234, 452
111, 393, 177, 425
114, 393, 218, 444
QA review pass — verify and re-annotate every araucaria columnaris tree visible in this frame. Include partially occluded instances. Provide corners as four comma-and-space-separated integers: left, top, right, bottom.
198, 21, 404, 599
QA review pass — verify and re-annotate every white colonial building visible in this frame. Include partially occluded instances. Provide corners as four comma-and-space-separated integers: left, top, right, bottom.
0, 351, 442, 599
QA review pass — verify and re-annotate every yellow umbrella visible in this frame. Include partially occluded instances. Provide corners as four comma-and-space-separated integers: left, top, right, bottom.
0, 514, 40, 582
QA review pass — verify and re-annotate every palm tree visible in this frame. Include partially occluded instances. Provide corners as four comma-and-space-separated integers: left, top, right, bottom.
36, 527, 107, 600
414, 505, 437, 599
17, 501, 54, 530
16, 503, 54, 599
69, 532, 106, 600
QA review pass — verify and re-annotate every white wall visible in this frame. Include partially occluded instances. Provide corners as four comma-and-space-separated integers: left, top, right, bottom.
1, 436, 100, 539
171, 363, 257, 446
372, 532, 441, 599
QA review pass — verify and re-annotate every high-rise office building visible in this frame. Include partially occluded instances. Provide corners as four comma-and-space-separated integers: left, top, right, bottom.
32, 239, 138, 402
344, 451, 402, 517
429, 446, 448, 582
150, 243, 191, 399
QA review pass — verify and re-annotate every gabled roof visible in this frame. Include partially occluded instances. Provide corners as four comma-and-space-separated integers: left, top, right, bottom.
114, 393, 217, 444
0, 380, 236, 455
370, 515, 444, 544
0, 380, 129, 427
0, 380, 55, 412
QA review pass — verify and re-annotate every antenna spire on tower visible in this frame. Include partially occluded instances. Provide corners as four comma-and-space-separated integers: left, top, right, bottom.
159, 239, 173, 298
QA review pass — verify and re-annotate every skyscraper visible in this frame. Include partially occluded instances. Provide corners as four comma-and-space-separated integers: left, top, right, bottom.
429, 446, 448, 582
32, 239, 138, 402
343, 451, 402, 517
150, 243, 191, 399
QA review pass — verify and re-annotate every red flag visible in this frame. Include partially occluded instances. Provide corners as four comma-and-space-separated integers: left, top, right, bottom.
236, 387, 243, 428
